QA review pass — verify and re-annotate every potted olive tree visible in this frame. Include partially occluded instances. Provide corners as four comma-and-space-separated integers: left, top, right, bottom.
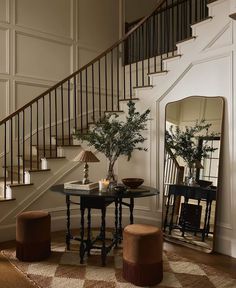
74, 101, 150, 181
165, 119, 219, 184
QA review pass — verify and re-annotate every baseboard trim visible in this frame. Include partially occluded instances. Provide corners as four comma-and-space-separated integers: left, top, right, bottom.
214, 234, 236, 258
0, 212, 162, 243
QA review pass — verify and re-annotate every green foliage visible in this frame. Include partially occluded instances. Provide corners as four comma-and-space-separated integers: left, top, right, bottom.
165, 119, 219, 167
74, 101, 150, 174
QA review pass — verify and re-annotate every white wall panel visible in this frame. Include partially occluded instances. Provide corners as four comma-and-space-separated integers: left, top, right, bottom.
15, 81, 48, 108
0, 79, 9, 119
0, 80, 9, 156
15, 33, 71, 81
78, 0, 119, 50
15, 81, 51, 139
125, 0, 157, 22
180, 97, 203, 122
0, 28, 9, 74
78, 47, 99, 68
0, 0, 9, 23
204, 98, 224, 121
15, 0, 71, 38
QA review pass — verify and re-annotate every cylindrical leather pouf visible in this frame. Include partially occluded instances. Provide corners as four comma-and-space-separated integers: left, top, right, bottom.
123, 224, 163, 287
16, 210, 51, 261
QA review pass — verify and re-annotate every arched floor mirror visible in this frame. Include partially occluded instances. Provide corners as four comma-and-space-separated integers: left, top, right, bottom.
162, 96, 224, 252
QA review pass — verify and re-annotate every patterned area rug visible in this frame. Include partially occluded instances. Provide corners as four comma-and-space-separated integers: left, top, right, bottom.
2, 239, 236, 288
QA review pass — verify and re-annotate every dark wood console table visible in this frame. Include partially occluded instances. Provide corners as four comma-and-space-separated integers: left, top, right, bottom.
163, 184, 216, 241
50, 184, 158, 266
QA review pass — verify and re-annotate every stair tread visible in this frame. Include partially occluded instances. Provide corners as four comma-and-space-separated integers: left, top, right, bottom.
133, 85, 153, 89
9, 183, 34, 187
104, 110, 124, 113
29, 169, 51, 173
0, 180, 34, 187
33, 144, 81, 149
0, 197, 16, 202
147, 70, 168, 76
119, 98, 139, 102
5, 166, 50, 172
33, 145, 57, 150
22, 156, 66, 161
191, 16, 213, 26
52, 135, 73, 139
176, 36, 196, 45
162, 54, 182, 61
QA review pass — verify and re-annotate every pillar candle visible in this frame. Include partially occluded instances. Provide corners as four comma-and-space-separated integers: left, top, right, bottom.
24, 171, 31, 184
41, 158, 48, 170
6, 185, 12, 199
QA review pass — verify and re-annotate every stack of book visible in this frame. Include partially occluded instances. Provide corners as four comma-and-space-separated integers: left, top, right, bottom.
64, 181, 98, 190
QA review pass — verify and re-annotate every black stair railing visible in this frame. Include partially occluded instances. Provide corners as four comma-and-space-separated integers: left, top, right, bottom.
125, 0, 209, 65
0, 0, 209, 197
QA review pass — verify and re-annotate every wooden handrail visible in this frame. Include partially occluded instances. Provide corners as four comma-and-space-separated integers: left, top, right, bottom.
0, 0, 166, 126
125, 17, 144, 31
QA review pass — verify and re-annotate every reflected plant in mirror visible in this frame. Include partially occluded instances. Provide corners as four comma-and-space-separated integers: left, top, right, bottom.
162, 96, 224, 253
165, 119, 219, 185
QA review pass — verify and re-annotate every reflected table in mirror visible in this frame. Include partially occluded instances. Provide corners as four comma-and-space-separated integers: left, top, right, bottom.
163, 184, 216, 251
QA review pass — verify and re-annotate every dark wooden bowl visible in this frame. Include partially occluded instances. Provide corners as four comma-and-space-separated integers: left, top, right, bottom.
122, 178, 144, 189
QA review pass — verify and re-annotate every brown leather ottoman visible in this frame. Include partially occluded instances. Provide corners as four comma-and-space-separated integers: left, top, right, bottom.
16, 210, 51, 261
123, 224, 163, 286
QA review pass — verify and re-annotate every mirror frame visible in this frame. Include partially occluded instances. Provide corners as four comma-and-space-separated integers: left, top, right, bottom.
162, 96, 225, 253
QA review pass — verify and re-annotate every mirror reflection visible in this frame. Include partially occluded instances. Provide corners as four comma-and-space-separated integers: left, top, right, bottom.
162, 96, 224, 252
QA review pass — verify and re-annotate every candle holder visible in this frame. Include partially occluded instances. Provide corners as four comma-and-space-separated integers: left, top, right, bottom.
99, 179, 110, 192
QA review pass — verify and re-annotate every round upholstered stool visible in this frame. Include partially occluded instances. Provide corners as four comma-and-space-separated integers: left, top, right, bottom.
16, 210, 51, 261
123, 224, 163, 287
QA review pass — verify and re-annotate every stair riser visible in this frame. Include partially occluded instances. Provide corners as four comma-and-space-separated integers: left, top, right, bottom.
21, 161, 39, 169
51, 138, 74, 146
150, 74, 169, 86
45, 158, 68, 171
32, 148, 58, 158
208, 0, 229, 18
176, 39, 197, 55
5, 170, 23, 182
30, 170, 52, 185
162, 56, 181, 71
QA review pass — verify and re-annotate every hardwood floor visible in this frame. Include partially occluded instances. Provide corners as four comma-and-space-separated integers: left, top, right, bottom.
0, 239, 35, 288
164, 241, 236, 277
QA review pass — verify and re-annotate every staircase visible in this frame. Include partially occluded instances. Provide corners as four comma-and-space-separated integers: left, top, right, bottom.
0, 0, 233, 240
0, 0, 212, 196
